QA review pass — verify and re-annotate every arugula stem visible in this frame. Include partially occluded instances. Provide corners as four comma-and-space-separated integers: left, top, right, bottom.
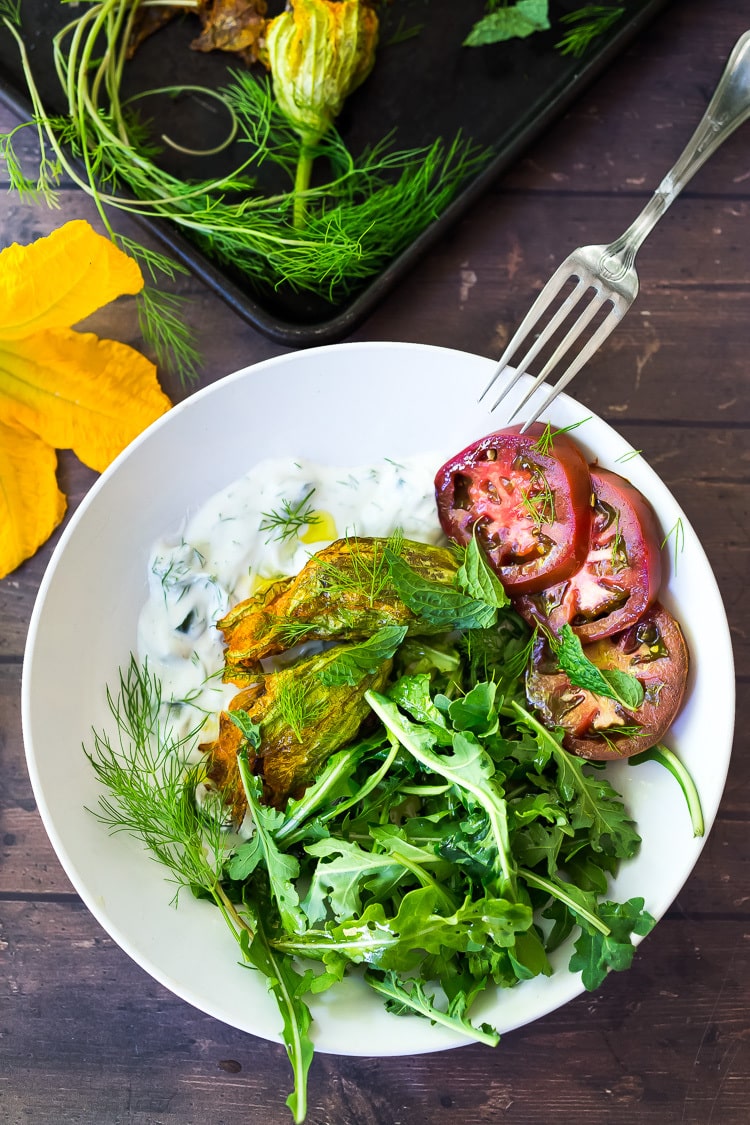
519, 867, 610, 936
364, 971, 500, 1046
212, 880, 254, 946
318, 742, 400, 824
629, 742, 705, 838
275, 745, 363, 844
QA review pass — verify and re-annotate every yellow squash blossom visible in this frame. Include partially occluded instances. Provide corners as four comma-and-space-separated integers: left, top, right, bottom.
0, 220, 172, 579
266, 0, 379, 145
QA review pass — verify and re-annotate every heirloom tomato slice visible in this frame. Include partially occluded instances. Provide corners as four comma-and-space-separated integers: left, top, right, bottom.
434, 424, 592, 595
526, 603, 689, 761
514, 465, 662, 641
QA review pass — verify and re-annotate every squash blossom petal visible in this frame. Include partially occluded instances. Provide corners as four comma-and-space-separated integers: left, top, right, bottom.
266, 0, 379, 144
0, 220, 172, 579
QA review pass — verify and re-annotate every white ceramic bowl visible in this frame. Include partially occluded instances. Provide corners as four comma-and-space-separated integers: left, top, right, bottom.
22, 341, 734, 1056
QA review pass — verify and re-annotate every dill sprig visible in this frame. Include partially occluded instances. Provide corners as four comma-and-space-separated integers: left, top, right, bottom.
556, 5, 626, 58
661, 517, 685, 573
277, 678, 325, 741
531, 416, 592, 457
520, 467, 556, 527
84, 656, 229, 902
313, 531, 404, 606
86, 655, 315, 1120
260, 488, 321, 544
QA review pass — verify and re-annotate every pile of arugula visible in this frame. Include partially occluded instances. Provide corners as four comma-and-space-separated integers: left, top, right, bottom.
88, 536, 657, 1122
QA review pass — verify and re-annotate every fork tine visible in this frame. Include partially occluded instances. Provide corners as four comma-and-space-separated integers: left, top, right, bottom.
487, 277, 590, 412
518, 303, 624, 432
505, 290, 610, 424
478, 260, 582, 405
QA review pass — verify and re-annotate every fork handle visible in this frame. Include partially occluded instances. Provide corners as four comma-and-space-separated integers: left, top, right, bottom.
599, 30, 750, 279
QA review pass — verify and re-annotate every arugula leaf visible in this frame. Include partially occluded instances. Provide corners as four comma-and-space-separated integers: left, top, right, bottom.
278, 886, 533, 972
364, 970, 501, 1046
274, 741, 371, 845
318, 625, 408, 687
447, 680, 500, 737
302, 837, 406, 924
385, 548, 498, 630
227, 708, 262, 747
569, 897, 656, 990
508, 927, 553, 982
552, 625, 644, 710
629, 742, 705, 838
387, 672, 452, 740
464, 0, 551, 47
366, 690, 515, 888
231, 756, 306, 934
520, 866, 609, 935
239, 912, 314, 1125
456, 534, 509, 609
511, 702, 642, 858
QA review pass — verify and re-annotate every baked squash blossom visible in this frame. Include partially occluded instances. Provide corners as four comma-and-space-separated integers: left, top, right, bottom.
0, 220, 172, 579
266, 0, 379, 144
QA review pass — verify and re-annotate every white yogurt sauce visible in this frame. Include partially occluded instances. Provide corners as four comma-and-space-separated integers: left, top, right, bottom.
137, 454, 445, 741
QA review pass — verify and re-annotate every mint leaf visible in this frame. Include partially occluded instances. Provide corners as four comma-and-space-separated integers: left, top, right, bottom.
600, 668, 645, 710
554, 625, 644, 710
456, 535, 509, 609
318, 625, 408, 687
465, 0, 551, 47
386, 549, 498, 630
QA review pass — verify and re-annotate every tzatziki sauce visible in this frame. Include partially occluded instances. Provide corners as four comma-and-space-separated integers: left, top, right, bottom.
137, 454, 445, 741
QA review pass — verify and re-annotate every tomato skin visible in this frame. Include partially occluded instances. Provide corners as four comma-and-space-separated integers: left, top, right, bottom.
515, 465, 663, 642
434, 424, 593, 595
526, 603, 689, 760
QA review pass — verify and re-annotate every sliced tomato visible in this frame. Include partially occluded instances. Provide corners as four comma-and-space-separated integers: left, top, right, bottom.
514, 465, 662, 641
434, 424, 592, 595
525, 603, 689, 760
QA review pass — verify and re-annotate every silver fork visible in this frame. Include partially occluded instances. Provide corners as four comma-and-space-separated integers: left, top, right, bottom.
482, 29, 750, 429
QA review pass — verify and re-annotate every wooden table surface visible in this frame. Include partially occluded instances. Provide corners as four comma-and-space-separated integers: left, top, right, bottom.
1, 2, 748, 1122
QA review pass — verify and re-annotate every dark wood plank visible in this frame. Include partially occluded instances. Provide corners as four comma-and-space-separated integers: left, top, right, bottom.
2, 900, 748, 1125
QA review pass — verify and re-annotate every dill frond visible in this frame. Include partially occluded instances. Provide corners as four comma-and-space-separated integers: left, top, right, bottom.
520, 468, 556, 527
85, 657, 226, 900
313, 532, 404, 607
259, 488, 321, 544
277, 677, 324, 741
556, 5, 625, 58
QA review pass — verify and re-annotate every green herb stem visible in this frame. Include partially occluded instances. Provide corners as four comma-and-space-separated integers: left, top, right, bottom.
519, 867, 610, 935
293, 145, 317, 230
629, 742, 705, 838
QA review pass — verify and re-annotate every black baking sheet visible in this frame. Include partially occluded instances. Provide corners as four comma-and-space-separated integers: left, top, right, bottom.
0, 0, 671, 345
